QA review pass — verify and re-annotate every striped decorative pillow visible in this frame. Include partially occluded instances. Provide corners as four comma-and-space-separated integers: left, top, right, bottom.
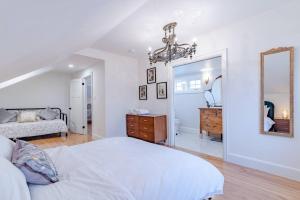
12, 140, 59, 185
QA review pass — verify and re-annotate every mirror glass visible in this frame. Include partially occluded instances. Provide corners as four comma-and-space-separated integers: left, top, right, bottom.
211, 76, 222, 106
261, 47, 294, 137
204, 90, 215, 107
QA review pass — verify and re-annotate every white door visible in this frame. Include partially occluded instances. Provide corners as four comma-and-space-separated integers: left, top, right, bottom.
70, 79, 85, 134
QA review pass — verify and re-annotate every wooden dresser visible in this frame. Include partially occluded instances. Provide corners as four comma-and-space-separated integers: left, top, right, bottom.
199, 108, 222, 140
126, 114, 167, 143
274, 119, 290, 133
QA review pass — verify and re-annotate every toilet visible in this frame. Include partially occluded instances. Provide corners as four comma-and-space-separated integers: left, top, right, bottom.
175, 118, 181, 135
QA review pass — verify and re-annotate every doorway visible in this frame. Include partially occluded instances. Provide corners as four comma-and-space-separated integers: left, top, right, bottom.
168, 50, 228, 160
69, 74, 93, 135
84, 75, 93, 135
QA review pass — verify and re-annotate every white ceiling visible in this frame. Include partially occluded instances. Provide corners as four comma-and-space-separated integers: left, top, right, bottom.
93, 0, 292, 58
0, 0, 148, 82
53, 55, 102, 74
175, 56, 221, 77
0, 0, 294, 84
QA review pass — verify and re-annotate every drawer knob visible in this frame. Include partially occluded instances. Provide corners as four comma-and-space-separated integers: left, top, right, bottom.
144, 127, 148, 130
143, 120, 148, 122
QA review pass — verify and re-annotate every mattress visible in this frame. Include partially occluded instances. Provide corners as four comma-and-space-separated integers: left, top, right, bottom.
0, 119, 68, 138
29, 137, 224, 200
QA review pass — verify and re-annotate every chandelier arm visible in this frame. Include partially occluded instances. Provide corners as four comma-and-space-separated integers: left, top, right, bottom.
153, 46, 168, 55
176, 43, 191, 48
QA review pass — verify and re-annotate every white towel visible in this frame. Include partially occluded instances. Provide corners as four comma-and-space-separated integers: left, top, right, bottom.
131, 109, 150, 115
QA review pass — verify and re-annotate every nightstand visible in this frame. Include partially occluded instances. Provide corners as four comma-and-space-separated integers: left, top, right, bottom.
274, 119, 290, 133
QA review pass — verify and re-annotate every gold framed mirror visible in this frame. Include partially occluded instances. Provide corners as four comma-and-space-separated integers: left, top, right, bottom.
260, 47, 294, 137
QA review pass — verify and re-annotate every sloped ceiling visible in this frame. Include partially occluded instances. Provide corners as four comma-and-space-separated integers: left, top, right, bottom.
0, 0, 294, 84
0, 0, 148, 82
53, 54, 103, 73
93, 0, 294, 58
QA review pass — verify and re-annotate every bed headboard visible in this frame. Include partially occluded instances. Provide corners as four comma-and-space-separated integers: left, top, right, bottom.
264, 101, 274, 120
5, 107, 67, 125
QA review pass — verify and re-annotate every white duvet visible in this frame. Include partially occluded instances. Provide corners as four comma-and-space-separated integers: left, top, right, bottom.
29, 137, 224, 200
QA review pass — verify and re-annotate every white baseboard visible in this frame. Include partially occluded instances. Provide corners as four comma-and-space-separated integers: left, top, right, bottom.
227, 153, 300, 182
179, 126, 199, 134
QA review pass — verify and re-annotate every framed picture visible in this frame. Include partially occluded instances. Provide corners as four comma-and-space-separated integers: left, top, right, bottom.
147, 67, 156, 84
139, 85, 147, 100
156, 82, 167, 99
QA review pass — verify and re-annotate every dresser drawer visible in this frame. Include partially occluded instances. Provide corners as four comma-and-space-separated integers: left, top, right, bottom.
208, 124, 222, 134
139, 116, 154, 125
274, 119, 290, 133
127, 115, 138, 123
216, 109, 222, 117
139, 131, 154, 142
127, 122, 138, 130
127, 129, 139, 138
139, 124, 154, 133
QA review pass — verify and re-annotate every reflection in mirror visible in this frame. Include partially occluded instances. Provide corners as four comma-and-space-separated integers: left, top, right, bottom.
204, 90, 215, 107
261, 47, 294, 137
211, 76, 222, 107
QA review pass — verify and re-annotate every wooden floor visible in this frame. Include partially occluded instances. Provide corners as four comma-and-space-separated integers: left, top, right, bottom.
30, 133, 300, 200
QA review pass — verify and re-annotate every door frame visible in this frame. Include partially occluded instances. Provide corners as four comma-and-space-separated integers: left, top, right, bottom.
82, 73, 93, 135
167, 49, 228, 160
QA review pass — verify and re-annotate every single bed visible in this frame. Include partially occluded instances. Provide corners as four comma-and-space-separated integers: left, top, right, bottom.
29, 137, 224, 200
0, 119, 68, 139
0, 107, 68, 139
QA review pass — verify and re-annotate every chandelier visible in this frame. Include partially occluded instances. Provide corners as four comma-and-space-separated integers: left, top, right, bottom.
148, 22, 197, 65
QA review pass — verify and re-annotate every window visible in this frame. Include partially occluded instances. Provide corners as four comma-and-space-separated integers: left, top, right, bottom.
189, 80, 201, 90
175, 81, 187, 92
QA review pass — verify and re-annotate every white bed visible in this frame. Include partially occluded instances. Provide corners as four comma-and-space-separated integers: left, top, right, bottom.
29, 137, 224, 200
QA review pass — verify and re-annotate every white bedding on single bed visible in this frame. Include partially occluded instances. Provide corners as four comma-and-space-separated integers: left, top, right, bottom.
29, 137, 224, 200
0, 119, 68, 138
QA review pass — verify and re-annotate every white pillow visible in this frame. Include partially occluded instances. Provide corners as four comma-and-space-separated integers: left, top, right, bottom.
0, 135, 15, 160
264, 117, 275, 132
18, 111, 37, 123
0, 157, 31, 200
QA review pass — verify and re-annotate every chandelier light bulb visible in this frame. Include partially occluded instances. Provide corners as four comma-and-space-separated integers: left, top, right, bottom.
192, 37, 198, 43
68, 64, 74, 68
148, 47, 152, 52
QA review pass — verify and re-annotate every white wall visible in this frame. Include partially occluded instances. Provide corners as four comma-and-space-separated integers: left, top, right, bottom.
76, 48, 139, 138
138, 1, 300, 181
72, 61, 105, 138
174, 92, 205, 133
0, 71, 71, 113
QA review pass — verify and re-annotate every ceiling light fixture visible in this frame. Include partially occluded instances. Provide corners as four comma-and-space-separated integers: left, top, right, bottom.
148, 22, 197, 65
68, 64, 74, 68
